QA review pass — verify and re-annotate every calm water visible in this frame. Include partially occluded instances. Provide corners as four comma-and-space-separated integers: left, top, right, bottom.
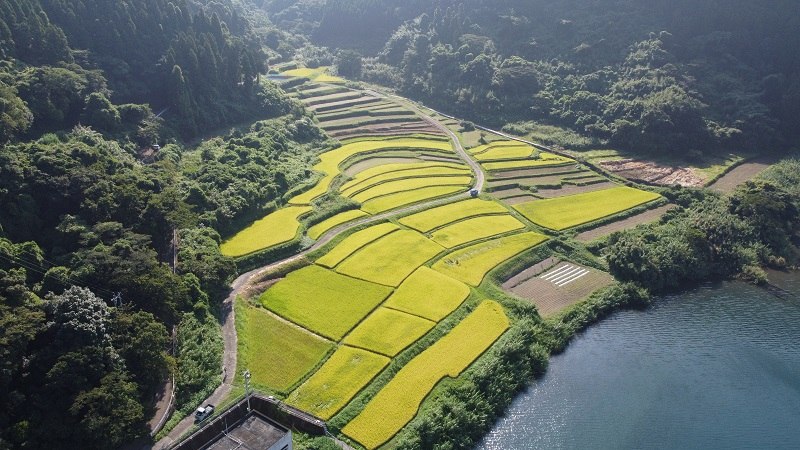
479, 273, 800, 450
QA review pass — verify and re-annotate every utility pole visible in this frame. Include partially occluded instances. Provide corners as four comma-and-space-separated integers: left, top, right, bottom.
243, 369, 252, 412
111, 292, 122, 308
172, 228, 178, 274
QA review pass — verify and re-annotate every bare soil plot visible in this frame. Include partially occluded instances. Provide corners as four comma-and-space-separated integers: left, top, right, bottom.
502, 194, 539, 205
494, 187, 534, 199
303, 91, 364, 107
328, 121, 442, 139
708, 157, 775, 192
502, 257, 560, 288
506, 262, 614, 317
599, 159, 705, 187
535, 181, 617, 198
575, 204, 676, 241
308, 96, 382, 113
418, 154, 461, 163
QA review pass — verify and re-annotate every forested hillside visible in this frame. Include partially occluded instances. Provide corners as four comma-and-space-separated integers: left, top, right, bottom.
0, 1, 328, 448
263, 0, 800, 156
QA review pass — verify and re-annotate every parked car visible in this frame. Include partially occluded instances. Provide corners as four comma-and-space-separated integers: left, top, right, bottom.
194, 404, 215, 423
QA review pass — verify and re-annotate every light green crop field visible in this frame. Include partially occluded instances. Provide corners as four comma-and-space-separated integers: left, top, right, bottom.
314, 73, 345, 83
468, 140, 523, 154
342, 300, 510, 449
341, 164, 469, 197
289, 138, 453, 205
343, 307, 435, 357
430, 214, 526, 248
286, 346, 389, 420
307, 210, 370, 240
482, 153, 574, 171
260, 265, 392, 340
361, 185, 467, 214
513, 185, 662, 230
220, 205, 312, 257
432, 232, 549, 286
474, 145, 535, 161
236, 300, 334, 393
383, 267, 470, 322
351, 175, 473, 203
398, 198, 510, 233
316, 223, 399, 268
336, 230, 445, 286
281, 66, 344, 83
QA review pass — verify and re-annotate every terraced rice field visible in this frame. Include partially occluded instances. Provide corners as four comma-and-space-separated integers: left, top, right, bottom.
350, 175, 473, 204
316, 223, 399, 268
383, 267, 471, 321
220, 205, 312, 257
335, 229, 445, 286
483, 155, 573, 172
399, 198, 510, 232
286, 346, 389, 420
360, 185, 469, 214
307, 210, 370, 240
432, 232, 549, 286
342, 301, 510, 449
343, 307, 435, 356
236, 301, 334, 393
430, 214, 525, 248
260, 265, 392, 340
513, 186, 662, 230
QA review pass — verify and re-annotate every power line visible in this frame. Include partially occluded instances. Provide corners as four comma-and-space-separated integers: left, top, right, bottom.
0, 251, 118, 298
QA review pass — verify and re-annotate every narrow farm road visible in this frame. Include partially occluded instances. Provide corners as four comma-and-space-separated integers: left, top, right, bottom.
152, 87, 482, 449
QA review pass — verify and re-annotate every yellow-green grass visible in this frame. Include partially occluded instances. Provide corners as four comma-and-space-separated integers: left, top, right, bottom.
220, 205, 312, 257
351, 175, 473, 203
260, 265, 392, 340
340, 164, 469, 197
289, 138, 454, 205
432, 232, 549, 286
343, 307, 435, 357
474, 145, 536, 161
236, 300, 334, 393
430, 214, 526, 248
482, 153, 574, 171
383, 267, 470, 321
361, 185, 468, 215
287, 346, 389, 420
342, 300, 510, 449
307, 210, 370, 240
398, 198, 510, 233
513, 185, 662, 231
316, 223, 399, 268
314, 73, 346, 83
336, 230, 445, 287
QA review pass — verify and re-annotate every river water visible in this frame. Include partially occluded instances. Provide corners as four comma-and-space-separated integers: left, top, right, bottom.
478, 273, 800, 450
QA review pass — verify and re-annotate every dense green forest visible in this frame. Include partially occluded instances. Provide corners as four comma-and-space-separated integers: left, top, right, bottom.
263, 0, 800, 156
0, 0, 329, 448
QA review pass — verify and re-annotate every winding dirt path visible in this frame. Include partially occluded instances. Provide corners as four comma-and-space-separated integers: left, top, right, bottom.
151, 87, 482, 449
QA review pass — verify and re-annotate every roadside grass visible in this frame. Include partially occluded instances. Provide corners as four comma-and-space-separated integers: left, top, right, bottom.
336, 230, 445, 286
431, 232, 549, 286
260, 265, 392, 340
289, 138, 454, 205
341, 300, 510, 449
341, 164, 469, 196
482, 153, 574, 171
236, 299, 334, 393
316, 223, 399, 268
350, 175, 473, 203
383, 267, 470, 322
512, 185, 662, 231
430, 214, 525, 248
398, 198, 510, 232
220, 205, 312, 257
307, 210, 370, 240
360, 185, 467, 214
343, 308, 436, 357
286, 346, 390, 420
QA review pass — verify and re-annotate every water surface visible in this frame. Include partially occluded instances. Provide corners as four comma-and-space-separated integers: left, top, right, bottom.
479, 275, 800, 450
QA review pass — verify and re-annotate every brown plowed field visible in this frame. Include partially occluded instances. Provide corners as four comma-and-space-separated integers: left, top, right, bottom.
505, 262, 614, 317
575, 204, 676, 241
489, 166, 584, 180
708, 157, 775, 192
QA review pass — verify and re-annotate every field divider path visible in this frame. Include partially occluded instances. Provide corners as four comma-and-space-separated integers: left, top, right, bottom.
153, 86, 485, 449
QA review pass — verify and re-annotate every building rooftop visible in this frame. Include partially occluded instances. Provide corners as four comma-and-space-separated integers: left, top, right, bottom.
203, 413, 288, 450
